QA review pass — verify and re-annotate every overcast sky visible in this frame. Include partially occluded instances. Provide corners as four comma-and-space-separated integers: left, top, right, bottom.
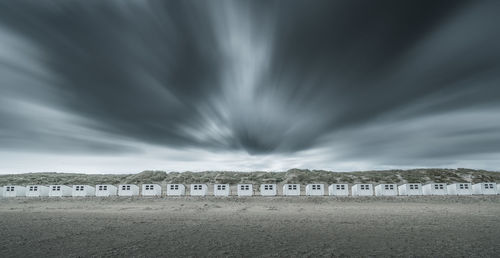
0, 0, 499, 174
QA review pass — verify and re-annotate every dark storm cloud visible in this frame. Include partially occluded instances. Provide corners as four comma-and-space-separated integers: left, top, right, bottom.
0, 0, 499, 168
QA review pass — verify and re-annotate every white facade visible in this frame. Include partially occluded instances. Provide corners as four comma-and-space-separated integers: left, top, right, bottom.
142, 184, 162, 196
375, 184, 398, 196
352, 184, 374, 196
472, 183, 497, 195
213, 184, 230, 196
95, 184, 118, 197
118, 184, 140, 196
283, 184, 300, 196
328, 184, 349, 196
447, 183, 472, 195
422, 183, 447, 195
398, 184, 423, 196
72, 185, 95, 197
166, 184, 185, 196
26, 185, 49, 197
3, 185, 26, 197
305, 184, 324, 196
190, 184, 208, 196
237, 184, 253, 196
48, 185, 72, 197
260, 184, 277, 196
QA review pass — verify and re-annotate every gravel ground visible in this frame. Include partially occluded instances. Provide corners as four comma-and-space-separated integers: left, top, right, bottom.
0, 196, 499, 257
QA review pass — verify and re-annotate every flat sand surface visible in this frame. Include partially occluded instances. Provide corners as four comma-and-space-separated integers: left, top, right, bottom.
1, 196, 500, 257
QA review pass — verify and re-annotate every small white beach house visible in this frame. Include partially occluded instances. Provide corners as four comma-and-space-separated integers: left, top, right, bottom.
237, 184, 253, 196
49, 185, 72, 197
305, 184, 324, 196
166, 184, 185, 196
190, 184, 208, 196
95, 184, 118, 197
374, 184, 398, 196
352, 184, 374, 196
398, 184, 423, 196
447, 183, 472, 195
422, 183, 447, 195
26, 185, 49, 197
260, 184, 277, 196
3, 185, 26, 197
72, 185, 95, 197
213, 184, 230, 196
141, 184, 162, 196
328, 184, 349, 196
472, 183, 497, 195
282, 184, 300, 196
118, 184, 140, 196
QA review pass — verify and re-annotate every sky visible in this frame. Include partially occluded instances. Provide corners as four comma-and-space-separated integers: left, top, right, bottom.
0, 0, 499, 174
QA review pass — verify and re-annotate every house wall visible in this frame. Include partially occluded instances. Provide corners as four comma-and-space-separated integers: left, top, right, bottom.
352, 184, 373, 196
166, 184, 186, 196
141, 184, 162, 196
190, 184, 208, 196
48, 185, 72, 197
422, 184, 447, 195
237, 184, 253, 196
472, 183, 497, 195
72, 185, 95, 197
95, 185, 118, 197
118, 184, 140, 196
375, 184, 397, 196
398, 184, 423, 196
213, 184, 230, 196
3, 186, 26, 197
260, 184, 277, 196
26, 185, 49, 197
447, 183, 472, 195
328, 184, 349, 196
305, 184, 324, 196
282, 184, 301, 196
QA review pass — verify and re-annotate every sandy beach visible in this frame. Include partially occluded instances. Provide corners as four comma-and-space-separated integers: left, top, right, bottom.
1, 196, 499, 257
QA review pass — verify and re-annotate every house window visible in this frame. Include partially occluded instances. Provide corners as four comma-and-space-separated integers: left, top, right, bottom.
7, 186, 14, 191
336, 185, 345, 190
145, 185, 153, 190
384, 185, 393, 190
52, 186, 61, 191
463, 184, 469, 189
312, 185, 321, 190
459, 184, 464, 189
413, 185, 419, 189
264, 185, 273, 190
409, 185, 414, 190
217, 185, 226, 190
288, 185, 297, 190
193, 185, 202, 190
76, 186, 83, 191
240, 185, 250, 190
361, 185, 369, 190
122, 185, 131, 190
170, 185, 179, 190
30, 186, 37, 191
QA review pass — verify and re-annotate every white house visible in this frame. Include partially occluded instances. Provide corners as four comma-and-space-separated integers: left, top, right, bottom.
26, 185, 49, 197
95, 184, 118, 197
374, 184, 398, 196
260, 184, 277, 196
213, 184, 230, 196
447, 183, 472, 195
352, 184, 374, 196
3, 185, 26, 197
118, 184, 140, 196
422, 183, 447, 195
398, 184, 423, 196
141, 184, 162, 196
328, 184, 349, 196
166, 184, 185, 196
72, 185, 95, 197
190, 184, 208, 196
48, 185, 72, 197
283, 184, 300, 196
472, 183, 497, 195
305, 184, 324, 196
237, 184, 253, 196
